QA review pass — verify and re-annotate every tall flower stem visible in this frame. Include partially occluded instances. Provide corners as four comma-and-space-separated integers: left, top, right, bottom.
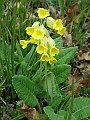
41, 19, 43, 24
45, 62, 49, 99
40, 61, 42, 84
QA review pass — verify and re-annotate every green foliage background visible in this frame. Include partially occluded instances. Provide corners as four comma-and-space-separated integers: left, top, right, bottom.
0, 0, 90, 119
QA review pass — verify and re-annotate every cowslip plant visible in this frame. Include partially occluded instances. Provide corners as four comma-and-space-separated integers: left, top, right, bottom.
20, 8, 66, 64
11, 8, 90, 120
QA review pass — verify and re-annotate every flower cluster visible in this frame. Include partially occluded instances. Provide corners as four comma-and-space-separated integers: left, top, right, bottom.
20, 8, 66, 64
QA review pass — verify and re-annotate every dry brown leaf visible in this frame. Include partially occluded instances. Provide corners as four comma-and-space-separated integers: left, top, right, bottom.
78, 51, 90, 61
84, 52, 90, 61
19, 102, 38, 120
66, 5, 79, 22
78, 50, 85, 60
68, 74, 83, 96
87, 64, 90, 71
80, 78, 90, 87
64, 32, 72, 45
64, 0, 67, 5
67, 34, 72, 45
49, 6, 56, 14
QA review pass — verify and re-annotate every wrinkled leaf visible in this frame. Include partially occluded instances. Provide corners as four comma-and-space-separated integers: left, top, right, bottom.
12, 75, 41, 107
56, 47, 78, 64
43, 106, 64, 120
51, 64, 71, 84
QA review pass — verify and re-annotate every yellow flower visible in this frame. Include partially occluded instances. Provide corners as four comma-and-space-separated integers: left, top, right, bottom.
37, 8, 50, 19
53, 19, 63, 30
58, 27, 66, 35
20, 40, 30, 49
47, 37, 55, 47
32, 28, 45, 40
41, 54, 49, 61
50, 47, 59, 56
36, 44, 47, 54
46, 17, 55, 29
29, 37, 40, 45
40, 37, 55, 48
40, 24, 49, 37
26, 27, 34, 36
49, 56, 57, 64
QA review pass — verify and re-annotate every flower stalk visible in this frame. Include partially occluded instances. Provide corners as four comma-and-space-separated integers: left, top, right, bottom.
45, 61, 49, 100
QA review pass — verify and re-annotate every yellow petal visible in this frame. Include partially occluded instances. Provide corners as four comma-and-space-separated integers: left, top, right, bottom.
26, 27, 34, 36
41, 54, 49, 61
49, 56, 57, 64
37, 8, 50, 19
53, 19, 63, 30
50, 47, 59, 56
58, 27, 66, 35
36, 44, 47, 54
32, 28, 45, 40
20, 40, 30, 49
29, 37, 40, 45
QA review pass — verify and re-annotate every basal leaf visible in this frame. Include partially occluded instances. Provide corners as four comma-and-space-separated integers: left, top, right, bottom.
72, 97, 90, 120
54, 37, 62, 50
51, 64, 71, 84
12, 75, 41, 107
56, 47, 78, 64
42, 72, 58, 99
43, 106, 64, 120
50, 95, 62, 110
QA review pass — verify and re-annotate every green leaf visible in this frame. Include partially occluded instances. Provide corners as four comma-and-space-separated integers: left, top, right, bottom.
72, 97, 90, 120
54, 37, 62, 50
51, 64, 71, 84
50, 95, 62, 110
58, 0, 64, 16
0, 80, 5, 92
0, 38, 11, 60
16, 45, 36, 75
23, 45, 36, 72
56, 47, 78, 64
12, 75, 41, 107
24, 45, 35, 63
16, 42, 23, 61
32, 70, 41, 82
42, 72, 58, 99
0, 39, 2, 56
47, 73, 57, 98
58, 110, 67, 120
58, 110, 76, 120
43, 106, 64, 120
